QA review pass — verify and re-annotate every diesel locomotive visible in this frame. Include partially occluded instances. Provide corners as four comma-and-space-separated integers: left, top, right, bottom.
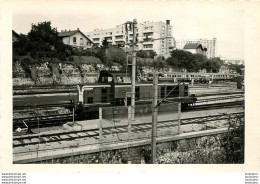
74, 70, 197, 120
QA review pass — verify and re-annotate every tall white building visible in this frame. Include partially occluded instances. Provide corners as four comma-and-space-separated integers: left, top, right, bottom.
85, 20, 174, 58
176, 38, 217, 58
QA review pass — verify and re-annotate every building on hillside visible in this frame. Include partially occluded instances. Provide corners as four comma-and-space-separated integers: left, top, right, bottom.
219, 65, 234, 74
58, 28, 93, 49
183, 43, 207, 56
176, 38, 217, 58
222, 58, 245, 65
85, 20, 175, 58
12, 30, 21, 42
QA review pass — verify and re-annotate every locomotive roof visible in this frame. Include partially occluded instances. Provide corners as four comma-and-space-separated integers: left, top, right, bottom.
99, 70, 130, 76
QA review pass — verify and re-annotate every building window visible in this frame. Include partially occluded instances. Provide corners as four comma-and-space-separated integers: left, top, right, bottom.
73, 37, 77, 44
87, 97, 93, 104
80, 38, 83, 45
144, 44, 153, 48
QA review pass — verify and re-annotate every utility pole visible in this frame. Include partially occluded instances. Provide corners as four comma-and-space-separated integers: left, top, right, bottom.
99, 108, 103, 143
131, 19, 137, 121
151, 70, 158, 164
177, 102, 181, 134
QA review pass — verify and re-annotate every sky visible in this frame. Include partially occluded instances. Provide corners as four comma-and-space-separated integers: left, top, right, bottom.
12, 1, 245, 60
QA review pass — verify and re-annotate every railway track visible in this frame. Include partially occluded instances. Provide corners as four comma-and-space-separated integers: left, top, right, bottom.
13, 113, 73, 129
185, 101, 244, 111
196, 94, 244, 103
13, 98, 244, 130
13, 103, 74, 110
13, 112, 244, 148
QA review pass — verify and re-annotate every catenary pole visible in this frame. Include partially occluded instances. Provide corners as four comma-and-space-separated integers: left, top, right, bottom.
131, 19, 137, 120
151, 70, 158, 164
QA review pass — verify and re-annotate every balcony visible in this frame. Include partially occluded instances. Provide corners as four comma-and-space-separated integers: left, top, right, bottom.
143, 35, 153, 39
115, 40, 125, 43
115, 36, 124, 41
104, 36, 112, 39
143, 47, 153, 51
142, 41, 153, 45
115, 32, 124, 36
143, 29, 153, 33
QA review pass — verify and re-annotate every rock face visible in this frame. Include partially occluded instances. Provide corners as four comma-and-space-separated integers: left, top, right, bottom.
60, 64, 82, 85
12, 61, 109, 86
13, 59, 175, 86
13, 62, 34, 86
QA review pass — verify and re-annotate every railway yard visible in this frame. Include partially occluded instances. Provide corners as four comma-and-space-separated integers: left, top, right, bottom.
13, 80, 245, 164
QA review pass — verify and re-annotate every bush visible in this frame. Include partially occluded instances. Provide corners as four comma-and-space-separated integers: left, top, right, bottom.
221, 114, 244, 163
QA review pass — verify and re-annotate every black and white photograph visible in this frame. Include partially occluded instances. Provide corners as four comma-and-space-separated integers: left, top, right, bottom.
10, 1, 246, 165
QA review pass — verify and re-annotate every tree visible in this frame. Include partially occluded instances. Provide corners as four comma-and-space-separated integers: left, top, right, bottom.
13, 21, 72, 60
209, 57, 223, 73
227, 64, 244, 75
101, 39, 109, 50
167, 50, 225, 73
106, 46, 127, 70
167, 49, 200, 72
137, 50, 157, 59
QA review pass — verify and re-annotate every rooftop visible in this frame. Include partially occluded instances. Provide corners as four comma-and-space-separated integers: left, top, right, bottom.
183, 43, 207, 51
58, 28, 93, 43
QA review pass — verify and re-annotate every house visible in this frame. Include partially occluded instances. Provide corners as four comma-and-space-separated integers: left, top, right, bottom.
58, 28, 93, 49
12, 30, 21, 42
183, 43, 207, 56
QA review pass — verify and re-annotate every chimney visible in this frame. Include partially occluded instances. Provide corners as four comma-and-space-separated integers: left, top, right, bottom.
166, 20, 170, 25
77, 28, 79, 31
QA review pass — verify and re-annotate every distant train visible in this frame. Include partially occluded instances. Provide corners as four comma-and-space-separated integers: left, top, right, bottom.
147, 72, 239, 83
74, 70, 197, 120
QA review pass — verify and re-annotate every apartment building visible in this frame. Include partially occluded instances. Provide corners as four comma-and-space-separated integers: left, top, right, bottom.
85, 20, 174, 58
176, 38, 217, 58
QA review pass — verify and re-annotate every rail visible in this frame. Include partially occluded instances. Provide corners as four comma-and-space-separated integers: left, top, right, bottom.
13, 112, 244, 148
